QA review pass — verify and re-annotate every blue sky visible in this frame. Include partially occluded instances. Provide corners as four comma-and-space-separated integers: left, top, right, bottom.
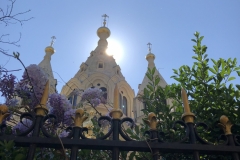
1, 0, 240, 103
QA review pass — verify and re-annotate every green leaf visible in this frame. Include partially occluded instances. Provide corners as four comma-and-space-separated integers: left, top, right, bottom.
237, 71, 240, 76
203, 54, 208, 59
173, 69, 178, 75
6, 140, 14, 150
211, 59, 217, 65
192, 56, 199, 61
191, 39, 197, 42
213, 65, 219, 72
199, 36, 204, 42
152, 67, 156, 75
233, 58, 237, 64
129, 151, 136, 160
146, 73, 152, 81
194, 31, 199, 38
14, 154, 26, 160
209, 68, 216, 74
236, 85, 240, 90
155, 76, 160, 86
234, 67, 240, 71
228, 77, 236, 82
147, 85, 154, 92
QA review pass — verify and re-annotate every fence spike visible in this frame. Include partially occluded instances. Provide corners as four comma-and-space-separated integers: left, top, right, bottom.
218, 115, 233, 135
110, 84, 123, 119
0, 104, 10, 124
73, 108, 88, 127
143, 112, 159, 130
35, 80, 49, 116
181, 88, 195, 123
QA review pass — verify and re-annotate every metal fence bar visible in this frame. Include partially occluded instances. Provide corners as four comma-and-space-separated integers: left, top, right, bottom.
27, 116, 43, 160
188, 123, 200, 160
227, 135, 240, 160
150, 130, 159, 160
2, 135, 240, 153
112, 119, 120, 160
70, 127, 81, 160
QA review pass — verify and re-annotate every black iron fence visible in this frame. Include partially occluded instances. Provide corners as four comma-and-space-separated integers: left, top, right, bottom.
0, 86, 240, 160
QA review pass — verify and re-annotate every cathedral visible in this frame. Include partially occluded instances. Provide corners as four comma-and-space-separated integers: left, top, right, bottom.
38, 15, 169, 125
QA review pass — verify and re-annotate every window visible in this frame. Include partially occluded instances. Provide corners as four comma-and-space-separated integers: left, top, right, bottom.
68, 95, 77, 107
119, 93, 127, 115
98, 63, 103, 68
122, 96, 127, 115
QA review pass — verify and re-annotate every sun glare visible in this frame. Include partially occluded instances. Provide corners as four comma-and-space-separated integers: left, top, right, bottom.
106, 39, 123, 62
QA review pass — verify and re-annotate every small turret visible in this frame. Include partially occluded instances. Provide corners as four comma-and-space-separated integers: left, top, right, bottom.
145, 42, 156, 68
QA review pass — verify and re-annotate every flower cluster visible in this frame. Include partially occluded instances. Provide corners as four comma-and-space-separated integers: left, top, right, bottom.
59, 130, 70, 138
81, 88, 105, 107
48, 93, 75, 126
0, 73, 16, 101
6, 98, 19, 107
16, 64, 48, 109
15, 84, 32, 105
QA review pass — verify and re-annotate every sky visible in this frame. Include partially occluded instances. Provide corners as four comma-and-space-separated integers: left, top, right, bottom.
1, 0, 240, 103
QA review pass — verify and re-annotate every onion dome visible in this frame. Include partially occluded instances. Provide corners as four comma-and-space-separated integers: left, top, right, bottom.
45, 36, 56, 54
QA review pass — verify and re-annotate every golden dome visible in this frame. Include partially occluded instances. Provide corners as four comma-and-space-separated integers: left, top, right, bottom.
45, 46, 55, 54
146, 53, 155, 60
97, 27, 111, 39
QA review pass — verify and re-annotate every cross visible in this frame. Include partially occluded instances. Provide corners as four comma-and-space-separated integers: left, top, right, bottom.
50, 36, 56, 47
102, 14, 109, 27
147, 42, 152, 53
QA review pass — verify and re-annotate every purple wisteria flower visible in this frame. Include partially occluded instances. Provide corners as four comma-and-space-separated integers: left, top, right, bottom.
0, 73, 16, 101
64, 108, 76, 126
6, 98, 19, 107
81, 88, 106, 107
13, 119, 33, 135
59, 130, 70, 138
17, 64, 48, 109
48, 93, 74, 125
15, 84, 32, 105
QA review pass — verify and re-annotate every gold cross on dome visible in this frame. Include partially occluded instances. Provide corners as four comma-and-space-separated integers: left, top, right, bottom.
50, 36, 56, 47
102, 14, 109, 27
147, 42, 152, 53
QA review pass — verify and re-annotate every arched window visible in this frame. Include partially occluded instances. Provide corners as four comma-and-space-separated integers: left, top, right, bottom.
100, 87, 107, 100
122, 96, 127, 115
119, 93, 127, 116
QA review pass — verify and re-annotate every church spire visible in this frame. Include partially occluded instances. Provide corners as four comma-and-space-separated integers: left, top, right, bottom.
94, 14, 111, 55
145, 42, 156, 68
39, 36, 57, 94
